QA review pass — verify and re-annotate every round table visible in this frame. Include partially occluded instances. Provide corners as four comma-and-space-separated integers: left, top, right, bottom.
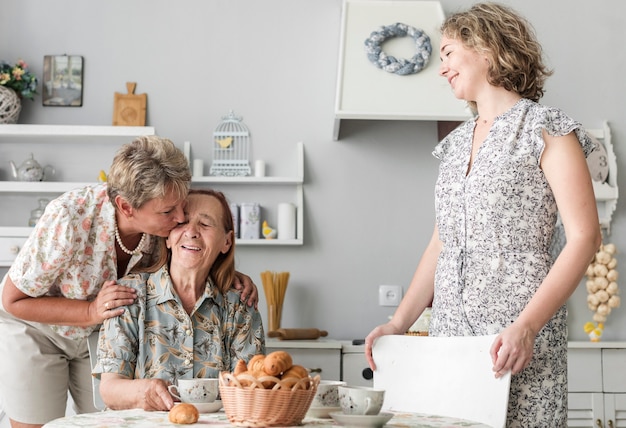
43, 408, 491, 427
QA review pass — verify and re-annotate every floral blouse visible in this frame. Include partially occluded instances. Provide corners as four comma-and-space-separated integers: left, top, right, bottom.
5, 183, 154, 340
93, 265, 265, 382
430, 98, 593, 426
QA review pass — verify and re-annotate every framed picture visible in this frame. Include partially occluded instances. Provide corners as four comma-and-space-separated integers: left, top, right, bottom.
42, 55, 83, 106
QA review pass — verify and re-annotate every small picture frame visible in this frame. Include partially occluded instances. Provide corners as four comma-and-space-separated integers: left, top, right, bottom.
42, 55, 84, 106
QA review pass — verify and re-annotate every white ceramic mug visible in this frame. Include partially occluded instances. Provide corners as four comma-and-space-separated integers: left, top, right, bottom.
168, 378, 218, 403
312, 380, 347, 408
338, 385, 385, 415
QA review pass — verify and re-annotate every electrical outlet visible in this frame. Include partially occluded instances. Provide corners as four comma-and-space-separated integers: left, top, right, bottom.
379, 285, 402, 306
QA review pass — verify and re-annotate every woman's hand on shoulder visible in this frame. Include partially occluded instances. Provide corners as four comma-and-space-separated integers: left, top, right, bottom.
233, 271, 259, 309
90, 280, 137, 324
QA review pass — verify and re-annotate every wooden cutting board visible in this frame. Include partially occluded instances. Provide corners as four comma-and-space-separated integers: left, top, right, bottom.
113, 82, 146, 126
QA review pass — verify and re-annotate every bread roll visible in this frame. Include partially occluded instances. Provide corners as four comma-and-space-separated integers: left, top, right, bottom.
247, 354, 266, 372
281, 364, 310, 389
168, 403, 199, 424
264, 351, 293, 376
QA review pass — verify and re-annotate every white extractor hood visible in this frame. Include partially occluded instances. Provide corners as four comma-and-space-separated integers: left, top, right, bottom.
334, 0, 471, 140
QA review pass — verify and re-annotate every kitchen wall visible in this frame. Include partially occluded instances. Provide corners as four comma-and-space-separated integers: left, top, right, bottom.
1, 0, 625, 341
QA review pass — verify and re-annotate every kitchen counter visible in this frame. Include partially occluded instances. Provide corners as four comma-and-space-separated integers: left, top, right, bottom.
267, 337, 626, 350
266, 339, 343, 349
568, 341, 626, 348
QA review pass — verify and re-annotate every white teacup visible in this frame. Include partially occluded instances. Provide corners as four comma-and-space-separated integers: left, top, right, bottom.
168, 378, 218, 403
312, 380, 346, 407
338, 385, 385, 415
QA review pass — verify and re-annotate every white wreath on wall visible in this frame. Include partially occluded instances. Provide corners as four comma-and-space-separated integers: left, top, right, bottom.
364, 22, 432, 75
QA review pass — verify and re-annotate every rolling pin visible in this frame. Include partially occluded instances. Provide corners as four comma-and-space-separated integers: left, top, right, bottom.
267, 328, 328, 340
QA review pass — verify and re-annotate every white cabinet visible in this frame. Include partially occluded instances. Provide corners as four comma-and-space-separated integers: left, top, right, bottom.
568, 343, 626, 427
266, 339, 342, 381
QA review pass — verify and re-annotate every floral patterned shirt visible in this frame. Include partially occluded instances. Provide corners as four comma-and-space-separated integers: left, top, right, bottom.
93, 265, 265, 383
4, 183, 154, 340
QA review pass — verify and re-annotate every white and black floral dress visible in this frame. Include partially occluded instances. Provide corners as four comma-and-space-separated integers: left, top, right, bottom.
430, 98, 594, 427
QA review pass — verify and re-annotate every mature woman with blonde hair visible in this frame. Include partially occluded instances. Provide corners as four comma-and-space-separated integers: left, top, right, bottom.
94, 189, 265, 411
0, 137, 258, 428
365, 3, 600, 426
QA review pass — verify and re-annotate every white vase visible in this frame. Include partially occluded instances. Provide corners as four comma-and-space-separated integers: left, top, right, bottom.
0, 86, 22, 124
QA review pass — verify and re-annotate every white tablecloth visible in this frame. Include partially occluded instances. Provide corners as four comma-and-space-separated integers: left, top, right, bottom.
43, 408, 490, 427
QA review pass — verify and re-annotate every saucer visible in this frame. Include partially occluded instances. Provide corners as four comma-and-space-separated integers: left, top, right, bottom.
187, 400, 222, 413
306, 406, 341, 418
329, 412, 393, 427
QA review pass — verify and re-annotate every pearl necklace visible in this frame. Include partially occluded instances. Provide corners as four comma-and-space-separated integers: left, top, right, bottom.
114, 224, 147, 256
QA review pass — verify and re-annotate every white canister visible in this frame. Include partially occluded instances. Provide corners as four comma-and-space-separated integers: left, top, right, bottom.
229, 203, 239, 238
277, 202, 296, 240
192, 159, 204, 177
254, 160, 266, 177
240, 203, 261, 239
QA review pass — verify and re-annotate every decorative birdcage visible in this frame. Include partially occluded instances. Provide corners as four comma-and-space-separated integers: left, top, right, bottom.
210, 110, 252, 176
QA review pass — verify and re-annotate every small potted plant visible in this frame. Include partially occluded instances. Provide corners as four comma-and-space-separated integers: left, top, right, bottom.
0, 59, 38, 123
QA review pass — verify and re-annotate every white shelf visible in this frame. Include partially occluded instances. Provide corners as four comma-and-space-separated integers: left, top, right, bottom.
0, 227, 302, 246
192, 176, 302, 184
0, 177, 304, 192
237, 238, 303, 246
191, 142, 305, 246
0, 181, 95, 193
0, 128, 305, 250
0, 124, 155, 138
0, 227, 32, 237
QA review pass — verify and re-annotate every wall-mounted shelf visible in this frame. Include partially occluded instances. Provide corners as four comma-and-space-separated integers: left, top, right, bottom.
0, 124, 156, 268
0, 124, 156, 138
0, 126, 305, 267
191, 142, 304, 246
0, 182, 95, 193
333, 0, 471, 140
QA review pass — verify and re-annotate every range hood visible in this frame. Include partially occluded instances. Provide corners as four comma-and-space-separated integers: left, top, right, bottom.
334, 0, 471, 140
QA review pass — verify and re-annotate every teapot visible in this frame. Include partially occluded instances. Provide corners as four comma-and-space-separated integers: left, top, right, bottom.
9, 154, 55, 182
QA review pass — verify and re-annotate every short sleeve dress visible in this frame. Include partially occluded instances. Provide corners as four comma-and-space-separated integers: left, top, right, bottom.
431, 98, 594, 427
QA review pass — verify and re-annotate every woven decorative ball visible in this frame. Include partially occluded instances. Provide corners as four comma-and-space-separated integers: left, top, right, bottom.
0, 86, 21, 124
219, 371, 320, 427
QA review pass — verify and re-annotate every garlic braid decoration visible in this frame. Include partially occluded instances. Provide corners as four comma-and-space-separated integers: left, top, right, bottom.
584, 243, 621, 341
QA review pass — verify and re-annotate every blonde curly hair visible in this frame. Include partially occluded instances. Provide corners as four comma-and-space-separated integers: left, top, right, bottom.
441, 2, 553, 110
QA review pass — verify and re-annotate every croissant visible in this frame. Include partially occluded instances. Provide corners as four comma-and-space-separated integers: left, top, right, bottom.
234, 359, 247, 376
247, 354, 266, 372
280, 364, 310, 389
281, 364, 308, 380
264, 351, 293, 376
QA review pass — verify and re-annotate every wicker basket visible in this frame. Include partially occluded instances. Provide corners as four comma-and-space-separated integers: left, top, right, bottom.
0, 86, 21, 124
219, 371, 320, 427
